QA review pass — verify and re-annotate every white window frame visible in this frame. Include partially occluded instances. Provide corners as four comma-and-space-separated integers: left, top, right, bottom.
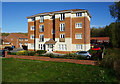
60, 23, 65, 31
31, 43, 34, 48
39, 44, 44, 50
39, 25, 44, 32
60, 34, 65, 38
60, 13, 65, 21
59, 44, 67, 51
25, 39, 28, 41
75, 34, 82, 39
39, 34, 44, 42
76, 12, 82, 17
31, 35, 35, 39
40, 16, 44, 23
31, 26, 35, 30
75, 23, 82, 28
76, 44, 83, 50
25, 43, 28, 45
19, 38, 23, 41
11, 38, 13, 41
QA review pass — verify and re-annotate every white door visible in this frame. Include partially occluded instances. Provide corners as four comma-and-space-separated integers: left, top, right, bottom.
48, 44, 53, 52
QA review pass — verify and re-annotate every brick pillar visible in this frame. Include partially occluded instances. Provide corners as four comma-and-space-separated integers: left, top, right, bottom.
5, 51, 8, 57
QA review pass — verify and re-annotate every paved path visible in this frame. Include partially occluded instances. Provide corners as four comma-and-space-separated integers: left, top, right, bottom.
5, 55, 97, 65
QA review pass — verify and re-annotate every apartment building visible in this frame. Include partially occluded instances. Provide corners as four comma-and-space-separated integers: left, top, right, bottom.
6, 33, 28, 48
27, 9, 91, 53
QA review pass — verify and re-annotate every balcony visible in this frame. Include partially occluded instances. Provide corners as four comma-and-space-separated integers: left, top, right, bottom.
59, 38, 65, 42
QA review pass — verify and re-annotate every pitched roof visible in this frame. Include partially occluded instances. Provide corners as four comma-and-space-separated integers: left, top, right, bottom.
91, 37, 109, 40
27, 9, 91, 18
10, 33, 28, 39
2, 36, 9, 42
45, 39, 57, 44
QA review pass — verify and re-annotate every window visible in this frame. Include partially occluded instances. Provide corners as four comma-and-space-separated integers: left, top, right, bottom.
60, 34, 65, 38
39, 25, 44, 32
25, 43, 28, 45
31, 17, 35, 21
31, 44, 34, 48
40, 16, 44, 22
59, 44, 67, 51
31, 26, 35, 30
39, 34, 44, 42
39, 44, 44, 50
76, 12, 82, 17
31, 35, 35, 39
76, 44, 83, 50
60, 13, 65, 21
25, 39, 28, 41
19, 38, 23, 41
60, 23, 65, 31
75, 34, 82, 39
11, 38, 13, 41
75, 23, 82, 28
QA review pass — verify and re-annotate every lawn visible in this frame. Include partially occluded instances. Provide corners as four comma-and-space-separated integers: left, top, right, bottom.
2, 58, 117, 82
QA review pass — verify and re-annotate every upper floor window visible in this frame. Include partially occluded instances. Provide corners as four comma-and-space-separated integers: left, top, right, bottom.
40, 16, 44, 23
11, 38, 13, 41
76, 12, 82, 17
19, 38, 23, 41
60, 23, 65, 31
75, 23, 82, 28
39, 34, 44, 42
31, 35, 35, 39
25, 38, 28, 41
60, 34, 65, 38
75, 34, 82, 39
39, 25, 44, 32
31, 26, 35, 30
60, 13, 65, 21
31, 17, 35, 21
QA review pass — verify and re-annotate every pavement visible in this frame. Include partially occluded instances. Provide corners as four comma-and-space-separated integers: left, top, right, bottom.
10, 48, 24, 53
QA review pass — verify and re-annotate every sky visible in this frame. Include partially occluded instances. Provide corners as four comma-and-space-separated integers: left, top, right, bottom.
2, 2, 116, 33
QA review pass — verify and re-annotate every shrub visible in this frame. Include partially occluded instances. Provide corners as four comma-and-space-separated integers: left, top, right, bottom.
8, 52, 16, 55
46, 53, 55, 58
36, 50, 47, 55
100, 48, 120, 80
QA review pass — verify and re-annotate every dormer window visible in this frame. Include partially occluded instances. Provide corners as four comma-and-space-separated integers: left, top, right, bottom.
40, 16, 44, 23
76, 12, 82, 17
60, 13, 65, 21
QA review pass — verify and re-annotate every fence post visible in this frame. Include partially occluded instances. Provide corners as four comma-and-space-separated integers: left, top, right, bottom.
5, 51, 8, 57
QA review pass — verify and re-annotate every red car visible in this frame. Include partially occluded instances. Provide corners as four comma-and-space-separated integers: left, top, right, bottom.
91, 46, 101, 50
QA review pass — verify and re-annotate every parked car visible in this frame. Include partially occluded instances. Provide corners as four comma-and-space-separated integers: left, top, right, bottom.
4, 46, 13, 51
76, 51, 91, 59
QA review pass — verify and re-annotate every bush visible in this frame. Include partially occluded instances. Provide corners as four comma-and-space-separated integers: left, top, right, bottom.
88, 49, 103, 60
36, 50, 47, 55
47, 53, 86, 60
16, 51, 36, 56
100, 48, 120, 80
8, 52, 16, 55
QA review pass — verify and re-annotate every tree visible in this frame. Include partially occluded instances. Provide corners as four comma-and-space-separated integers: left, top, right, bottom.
109, 1, 120, 22
109, 1, 120, 48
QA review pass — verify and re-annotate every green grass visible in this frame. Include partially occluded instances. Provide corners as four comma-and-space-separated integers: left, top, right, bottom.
2, 58, 117, 82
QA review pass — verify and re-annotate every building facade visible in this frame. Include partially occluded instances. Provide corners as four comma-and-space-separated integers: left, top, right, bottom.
6, 33, 28, 48
27, 9, 91, 53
